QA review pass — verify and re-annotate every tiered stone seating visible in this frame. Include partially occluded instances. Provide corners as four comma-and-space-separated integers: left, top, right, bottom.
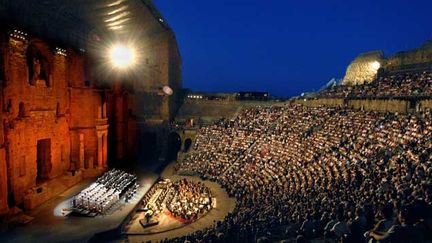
169, 104, 432, 242
319, 71, 432, 98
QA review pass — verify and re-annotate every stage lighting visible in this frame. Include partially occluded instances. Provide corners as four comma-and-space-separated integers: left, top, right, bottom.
162, 86, 174, 96
371, 61, 381, 70
109, 44, 135, 69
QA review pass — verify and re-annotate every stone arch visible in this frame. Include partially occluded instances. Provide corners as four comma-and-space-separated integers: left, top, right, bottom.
176, 129, 198, 155
184, 138, 192, 152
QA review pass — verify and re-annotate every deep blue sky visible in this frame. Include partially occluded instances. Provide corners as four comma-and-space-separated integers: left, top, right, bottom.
154, 0, 432, 97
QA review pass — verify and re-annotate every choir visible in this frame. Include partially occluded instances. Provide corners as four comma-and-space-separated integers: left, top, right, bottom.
72, 169, 139, 215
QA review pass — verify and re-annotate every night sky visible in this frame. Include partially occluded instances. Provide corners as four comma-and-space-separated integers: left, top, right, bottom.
154, 0, 432, 97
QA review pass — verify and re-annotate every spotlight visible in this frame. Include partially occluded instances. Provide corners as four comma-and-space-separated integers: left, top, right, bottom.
109, 44, 135, 69
371, 61, 381, 70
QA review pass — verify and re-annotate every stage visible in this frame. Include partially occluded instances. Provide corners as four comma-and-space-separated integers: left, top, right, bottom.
0, 170, 159, 243
0, 163, 237, 243
124, 163, 236, 242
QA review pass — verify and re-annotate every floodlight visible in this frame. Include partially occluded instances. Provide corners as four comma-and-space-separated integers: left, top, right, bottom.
109, 44, 135, 69
371, 61, 381, 70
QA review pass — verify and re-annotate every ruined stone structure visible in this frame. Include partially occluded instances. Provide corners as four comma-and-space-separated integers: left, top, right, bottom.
342, 40, 432, 86
384, 40, 432, 73
342, 51, 384, 85
0, 32, 122, 212
0, 0, 182, 214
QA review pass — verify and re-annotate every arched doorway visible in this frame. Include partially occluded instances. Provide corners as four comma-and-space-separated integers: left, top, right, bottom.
184, 138, 192, 152
166, 132, 181, 162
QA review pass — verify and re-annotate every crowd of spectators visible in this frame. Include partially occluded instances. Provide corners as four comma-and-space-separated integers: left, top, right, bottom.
319, 71, 432, 98
168, 104, 432, 242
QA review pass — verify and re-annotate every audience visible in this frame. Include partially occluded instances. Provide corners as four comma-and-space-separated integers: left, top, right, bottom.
319, 71, 432, 98
166, 102, 432, 242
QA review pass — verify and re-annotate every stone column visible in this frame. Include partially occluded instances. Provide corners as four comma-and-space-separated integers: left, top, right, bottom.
115, 95, 124, 160
102, 134, 108, 168
97, 134, 103, 168
79, 133, 85, 169
102, 101, 107, 118
0, 148, 8, 214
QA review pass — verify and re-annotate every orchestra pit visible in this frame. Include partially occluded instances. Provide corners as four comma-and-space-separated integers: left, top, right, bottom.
0, 1, 431, 243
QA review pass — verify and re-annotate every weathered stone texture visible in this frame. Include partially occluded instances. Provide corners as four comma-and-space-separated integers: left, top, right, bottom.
0, 34, 111, 211
347, 99, 408, 113
134, 31, 182, 121
384, 40, 432, 72
419, 100, 432, 110
294, 98, 409, 113
342, 40, 432, 87
342, 51, 384, 85
292, 98, 345, 108
0, 1, 182, 212
0, 148, 7, 214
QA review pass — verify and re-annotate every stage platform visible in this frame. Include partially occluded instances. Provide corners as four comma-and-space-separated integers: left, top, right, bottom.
126, 199, 215, 236
124, 163, 237, 243
0, 170, 159, 243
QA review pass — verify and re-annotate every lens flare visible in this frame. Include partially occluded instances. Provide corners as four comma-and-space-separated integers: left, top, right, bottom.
109, 44, 135, 69
371, 61, 381, 70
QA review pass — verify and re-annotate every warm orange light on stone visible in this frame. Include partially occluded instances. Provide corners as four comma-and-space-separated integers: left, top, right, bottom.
0, 35, 135, 211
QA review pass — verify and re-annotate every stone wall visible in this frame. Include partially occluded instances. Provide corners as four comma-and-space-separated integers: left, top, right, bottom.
0, 32, 114, 211
347, 99, 408, 113
176, 100, 290, 125
176, 100, 241, 123
0, 147, 7, 214
168, 34, 183, 120
0, 0, 181, 213
127, 27, 182, 164
109, 85, 137, 165
176, 129, 198, 161
0, 35, 7, 213
293, 98, 411, 113
133, 30, 182, 122
419, 100, 432, 110
384, 40, 432, 72
2, 36, 72, 207
292, 98, 345, 108
341, 40, 432, 87
342, 51, 384, 85
69, 89, 103, 170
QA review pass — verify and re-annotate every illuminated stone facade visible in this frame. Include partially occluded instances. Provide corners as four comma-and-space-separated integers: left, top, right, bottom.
0, 0, 182, 215
0, 32, 131, 212
342, 51, 384, 85
384, 40, 432, 72
342, 40, 432, 86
